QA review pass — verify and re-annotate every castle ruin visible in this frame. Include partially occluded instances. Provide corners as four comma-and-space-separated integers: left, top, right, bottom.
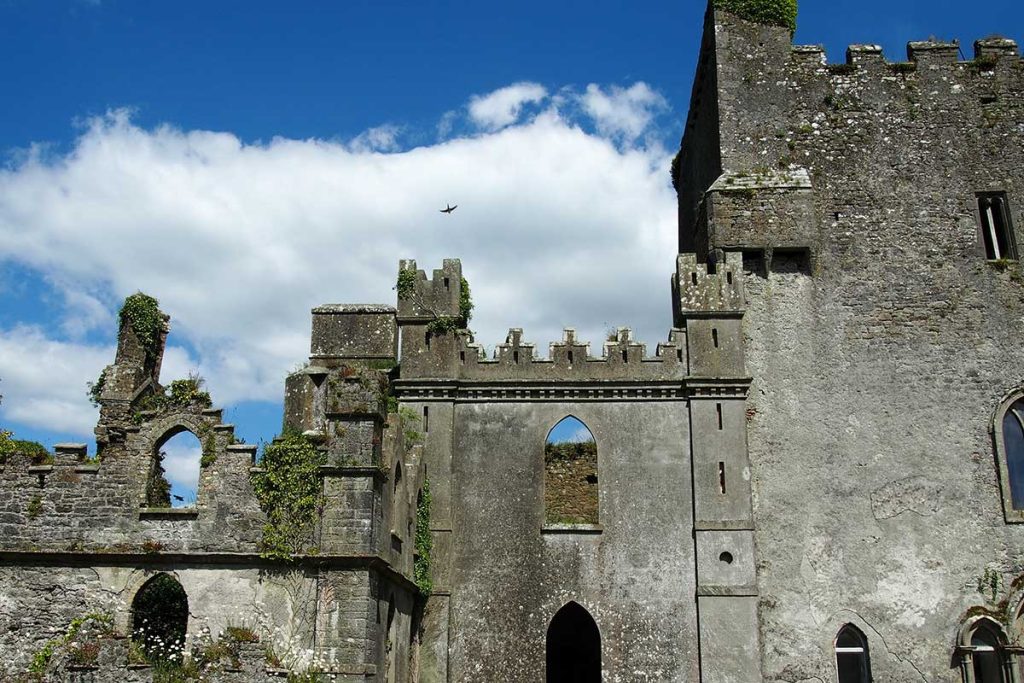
2, 2, 1024, 681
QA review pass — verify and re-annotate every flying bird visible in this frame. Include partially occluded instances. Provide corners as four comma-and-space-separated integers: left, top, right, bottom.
440, 204, 458, 214
172, 495, 185, 502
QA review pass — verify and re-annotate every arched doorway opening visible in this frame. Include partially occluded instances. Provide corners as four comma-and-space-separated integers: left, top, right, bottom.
131, 573, 189, 662
546, 601, 600, 682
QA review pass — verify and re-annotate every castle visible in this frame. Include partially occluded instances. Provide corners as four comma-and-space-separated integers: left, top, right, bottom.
2, 2, 1023, 681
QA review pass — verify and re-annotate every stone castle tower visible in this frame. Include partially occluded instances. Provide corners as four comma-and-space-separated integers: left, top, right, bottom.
1, 2, 1023, 681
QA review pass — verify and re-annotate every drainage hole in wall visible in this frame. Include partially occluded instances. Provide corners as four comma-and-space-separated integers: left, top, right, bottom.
719, 551, 734, 565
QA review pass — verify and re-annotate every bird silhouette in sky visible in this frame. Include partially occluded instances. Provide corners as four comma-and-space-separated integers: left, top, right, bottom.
440, 204, 458, 214
172, 494, 185, 502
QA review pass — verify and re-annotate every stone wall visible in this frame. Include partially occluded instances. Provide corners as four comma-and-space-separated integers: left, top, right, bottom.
678, 6, 1024, 681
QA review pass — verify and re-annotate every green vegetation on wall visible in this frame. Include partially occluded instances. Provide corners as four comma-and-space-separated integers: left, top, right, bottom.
136, 375, 213, 415
0, 432, 51, 466
396, 268, 418, 300
28, 613, 115, 677
251, 430, 326, 560
414, 479, 433, 596
119, 292, 165, 365
713, 0, 797, 32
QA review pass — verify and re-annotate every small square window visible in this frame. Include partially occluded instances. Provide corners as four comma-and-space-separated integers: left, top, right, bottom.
978, 192, 1017, 260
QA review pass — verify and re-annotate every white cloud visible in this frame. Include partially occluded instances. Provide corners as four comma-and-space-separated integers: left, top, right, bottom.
348, 124, 402, 153
0, 326, 111, 434
468, 82, 548, 131
580, 82, 668, 144
0, 82, 677, 440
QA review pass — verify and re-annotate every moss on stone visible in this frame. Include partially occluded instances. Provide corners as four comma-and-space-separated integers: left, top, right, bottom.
713, 0, 797, 33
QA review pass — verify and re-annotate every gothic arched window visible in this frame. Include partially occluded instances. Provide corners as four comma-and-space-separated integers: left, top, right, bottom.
834, 624, 871, 683
958, 618, 1011, 683
993, 394, 1024, 522
149, 427, 202, 508
544, 416, 598, 526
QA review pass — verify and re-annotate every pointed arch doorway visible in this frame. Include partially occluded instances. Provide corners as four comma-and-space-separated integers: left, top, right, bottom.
546, 601, 601, 682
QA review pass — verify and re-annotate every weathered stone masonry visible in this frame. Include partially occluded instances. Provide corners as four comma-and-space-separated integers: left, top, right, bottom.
2, 2, 1024, 681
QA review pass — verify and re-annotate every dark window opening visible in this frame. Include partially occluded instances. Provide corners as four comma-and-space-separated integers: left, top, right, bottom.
1002, 400, 1024, 509
691, 272, 698, 285
132, 574, 189, 664
443, 277, 450, 289
423, 406, 429, 433
726, 271, 733, 284
712, 328, 719, 348
568, 351, 574, 365
772, 248, 812, 275
460, 351, 466, 364
545, 417, 598, 526
546, 602, 601, 683
979, 193, 1017, 260
425, 330, 431, 349
621, 349, 627, 363
718, 461, 726, 494
835, 624, 872, 683
716, 403, 723, 430
514, 350, 520, 364
971, 622, 1007, 683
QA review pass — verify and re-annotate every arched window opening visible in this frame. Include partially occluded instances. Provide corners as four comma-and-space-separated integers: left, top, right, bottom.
546, 601, 601, 682
959, 618, 1010, 683
1001, 399, 1024, 510
972, 622, 1007, 683
150, 429, 201, 508
131, 573, 188, 663
835, 624, 871, 683
544, 417, 598, 526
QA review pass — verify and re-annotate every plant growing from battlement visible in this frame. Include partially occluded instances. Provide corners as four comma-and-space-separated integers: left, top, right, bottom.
26, 495, 42, 519
0, 435, 52, 466
120, 292, 165, 366
251, 430, 327, 560
87, 368, 107, 407
414, 479, 433, 596
459, 276, 473, 325
713, 0, 797, 33
396, 268, 418, 300
670, 150, 682, 192
136, 373, 213, 415
200, 432, 217, 468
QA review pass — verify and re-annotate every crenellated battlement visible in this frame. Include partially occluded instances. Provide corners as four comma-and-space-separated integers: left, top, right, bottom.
396, 258, 464, 322
674, 252, 746, 319
678, 5, 1024, 259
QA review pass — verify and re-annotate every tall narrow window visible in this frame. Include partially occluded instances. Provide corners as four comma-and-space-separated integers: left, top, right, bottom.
979, 193, 1017, 260
835, 624, 871, 683
546, 602, 601, 682
544, 417, 598, 526
992, 393, 1024, 522
150, 429, 202, 508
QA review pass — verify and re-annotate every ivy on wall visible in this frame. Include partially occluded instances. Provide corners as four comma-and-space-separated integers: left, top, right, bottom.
713, 0, 797, 32
119, 292, 164, 365
251, 431, 326, 560
414, 480, 432, 596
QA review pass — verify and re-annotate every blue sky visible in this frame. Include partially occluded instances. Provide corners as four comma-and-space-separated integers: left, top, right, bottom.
1, 0, 1021, 502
